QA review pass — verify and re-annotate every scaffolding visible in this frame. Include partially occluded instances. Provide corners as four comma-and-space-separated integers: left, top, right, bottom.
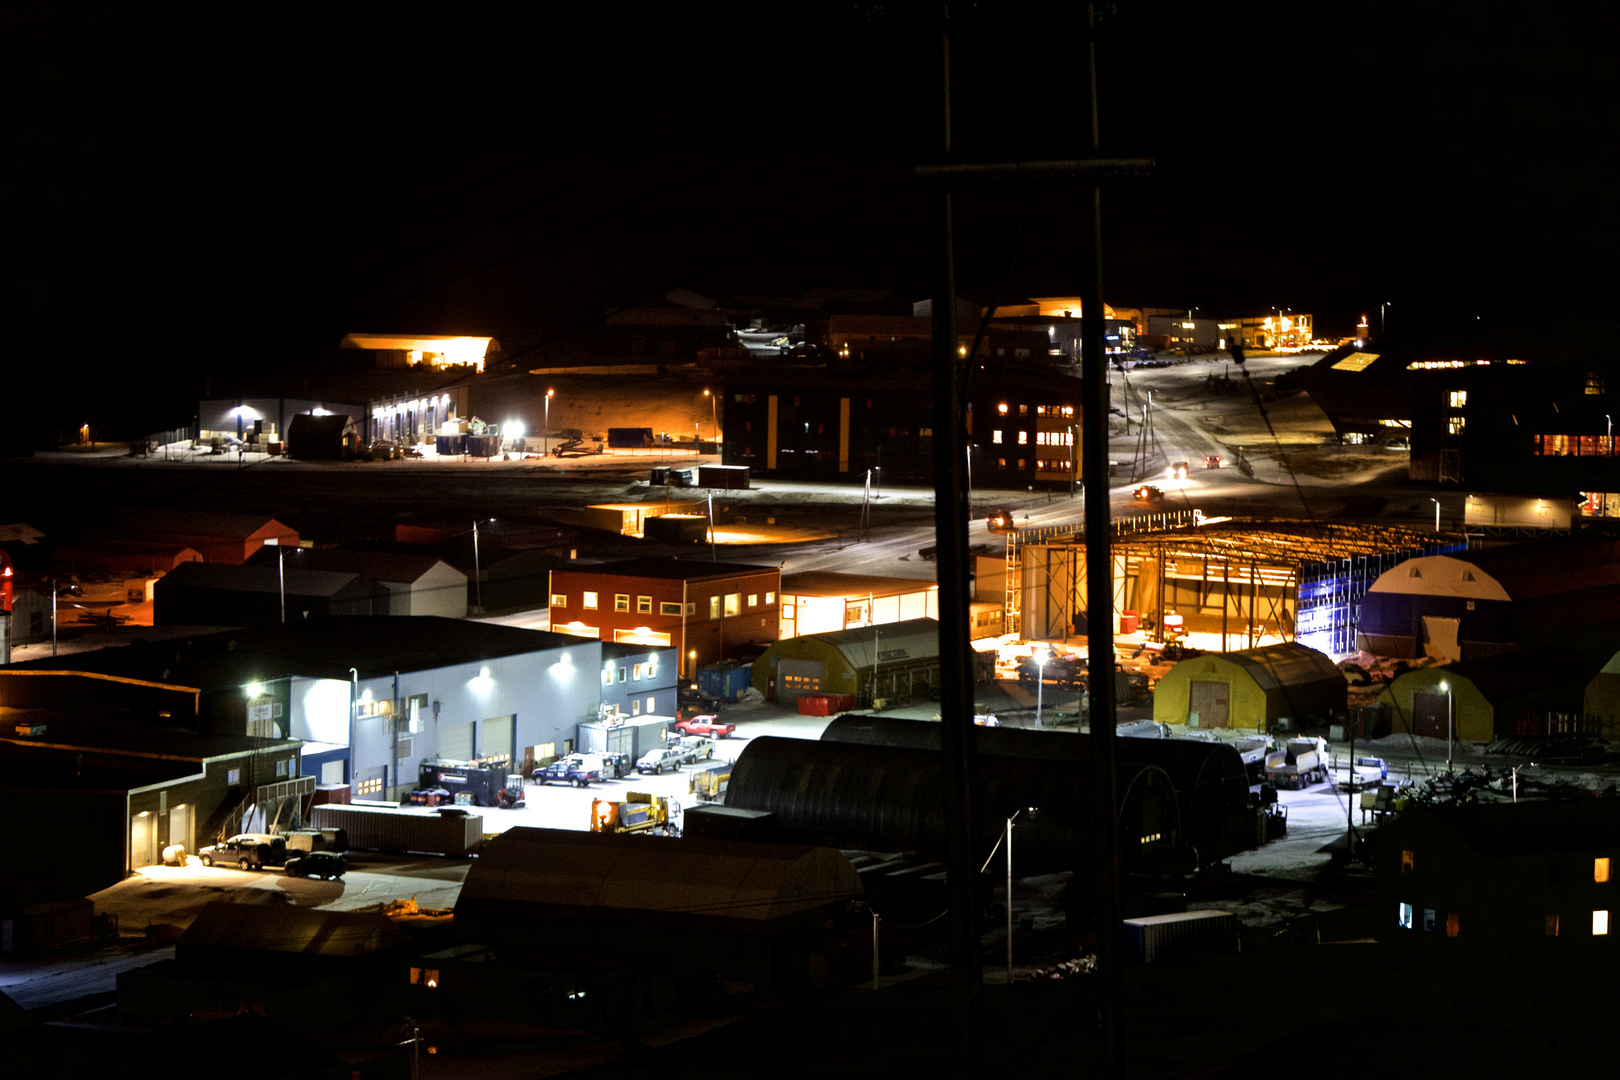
1016, 517, 1467, 656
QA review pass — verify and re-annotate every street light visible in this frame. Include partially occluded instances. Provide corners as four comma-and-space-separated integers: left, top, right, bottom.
1430, 497, 1441, 533
704, 388, 717, 442
1381, 301, 1390, 338
264, 538, 286, 623
1034, 650, 1047, 726
1607, 414, 1612, 456
1004, 807, 1037, 984
471, 518, 495, 614
544, 388, 555, 458
1439, 679, 1453, 773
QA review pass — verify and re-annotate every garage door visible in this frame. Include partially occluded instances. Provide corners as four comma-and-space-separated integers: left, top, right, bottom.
168, 804, 193, 854
440, 721, 475, 762
1412, 691, 1451, 739
777, 659, 824, 701
481, 715, 513, 764
1188, 680, 1230, 728
130, 814, 156, 869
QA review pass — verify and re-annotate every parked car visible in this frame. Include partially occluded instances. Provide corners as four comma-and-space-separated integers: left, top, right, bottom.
284, 850, 346, 881
675, 714, 736, 739
533, 755, 604, 787
1133, 485, 1165, 501
678, 684, 722, 713
596, 750, 632, 779
198, 833, 286, 870
676, 735, 716, 762
636, 746, 688, 775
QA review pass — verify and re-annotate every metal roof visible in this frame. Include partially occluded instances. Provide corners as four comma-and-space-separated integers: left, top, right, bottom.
809, 617, 940, 669
1220, 642, 1343, 691
554, 557, 778, 582
781, 571, 937, 599
159, 561, 372, 599
248, 547, 462, 586
181, 901, 410, 957
457, 827, 861, 922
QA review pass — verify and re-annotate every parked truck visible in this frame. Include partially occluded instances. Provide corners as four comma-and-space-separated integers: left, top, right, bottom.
690, 763, 731, 803
416, 758, 510, 807
1265, 736, 1329, 790
590, 792, 680, 836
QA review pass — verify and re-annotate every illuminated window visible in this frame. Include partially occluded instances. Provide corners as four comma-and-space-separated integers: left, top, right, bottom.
357, 774, 383, 795
992, 430, 1003, 444
227, 769, 241, 785
1546, 914, 1560, 936
632, 664, 642, 681
765, 592, 775, 605
724, 593, 740, 617
601, 667, 613, 687
997, 403, 1008, 415
1448, 390, 1468, 409
709, 596, 720, 619
550, 593, 567, 608
1447, 416, 1466, 435
409, 967, 441, 988
1401, 849, 1414, 873
660, 602, 682, 615
615, 594, 629, 612
1017, 459, 1025, 470
1445, 914, 1459, 937
646, 696, 655, 713
583, 591, 598, 610
997, 458, 1006, 468
1596, 857, 1611, 883
1018, 405, 1028, 416
1398, 902, 1413, 929
1595, 910, 1610, 936
747, 594, 757, 607
1587, 372, 1604, 395
637, 595, 652, 614
1017, 431, 1028, 445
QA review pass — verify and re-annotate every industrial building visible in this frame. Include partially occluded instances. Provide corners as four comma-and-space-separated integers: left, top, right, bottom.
1377, 800, 1620, 947
547, 558, 780, 679
1357, 535, 1620, 661
245, 548, 468, 618
6, 618, 604, 799
1151, 642, 1346, 733
153, 562, 390, 626
453, 827, 867, 990
750, 618, 990, 704
1011, 515, 1462, 655
778, 571, 940, 638
95, 509, 299, 565
1378, 646, 1601, 743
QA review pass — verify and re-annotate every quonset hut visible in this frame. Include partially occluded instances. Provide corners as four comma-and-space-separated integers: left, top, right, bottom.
724, 734, 1182, 877
817, 715, 1255, 865
1151, 642, 1345, 733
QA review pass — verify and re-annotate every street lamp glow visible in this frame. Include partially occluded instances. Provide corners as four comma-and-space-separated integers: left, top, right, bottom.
544, 389, 555, 458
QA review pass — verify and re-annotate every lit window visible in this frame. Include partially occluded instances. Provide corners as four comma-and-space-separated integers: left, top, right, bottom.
1017, 431, 1028, 445
409, 967, 441, 988
632, 664, 642, 681
660, 602, 682, 616
1018, 405, 1028, 416
997, 403, 1008, 415
583, 591, 598, 610
646, 696, 655, 713
747, 594, 757, 607
724, 593, 740, 617
1596, 857, 1611, 883
227, 768, 241, 785
632, 698, 641, 715
992, 430, 1003, 444
1398, 902, 1413, 929
1447, 416, 1466, 435
550, 593, 567, 608
615, 594, 630, 612
1595, 910, 1611, 936
1546, 914, 1560, 936
601, 667, 613, 687
709, 596, 720, 619
765, 592, 775, 605
638, 595, 652, 614
1448, 390, 1468, 409
1401, 849, 1414, 873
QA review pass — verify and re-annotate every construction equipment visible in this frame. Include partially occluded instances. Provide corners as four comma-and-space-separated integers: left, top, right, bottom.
590, 792, 681, 836
691, 763, 731, 803
1265, 736, 1329, 790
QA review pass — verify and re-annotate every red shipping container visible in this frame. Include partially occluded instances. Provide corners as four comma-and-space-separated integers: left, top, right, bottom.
797, 694, 856, 716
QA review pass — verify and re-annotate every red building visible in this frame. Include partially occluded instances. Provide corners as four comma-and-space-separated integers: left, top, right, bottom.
548, 559, 780, 680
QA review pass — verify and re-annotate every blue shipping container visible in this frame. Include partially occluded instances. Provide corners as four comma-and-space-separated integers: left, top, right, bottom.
698, 661, 753, 702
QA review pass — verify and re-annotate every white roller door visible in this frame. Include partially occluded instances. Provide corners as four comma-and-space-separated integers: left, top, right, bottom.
440, 721, 475, 761
482, 715, 513, 763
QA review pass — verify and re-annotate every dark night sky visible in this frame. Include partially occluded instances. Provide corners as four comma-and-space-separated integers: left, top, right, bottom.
6, 2, 1616, 431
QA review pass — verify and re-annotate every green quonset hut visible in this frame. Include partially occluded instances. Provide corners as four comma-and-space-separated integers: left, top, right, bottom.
1152, 642, 1345, 732
751, 618, 963, 704
1380, 645, 1598, 744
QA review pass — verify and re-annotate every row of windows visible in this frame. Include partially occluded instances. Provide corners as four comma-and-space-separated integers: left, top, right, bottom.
995, 403, 1075, 417
553, 590, 776, 618
601, 660, 659, 686
1537, 435, 1616, 456
990, 430, 1075, 447
1402, 850, 1612, 883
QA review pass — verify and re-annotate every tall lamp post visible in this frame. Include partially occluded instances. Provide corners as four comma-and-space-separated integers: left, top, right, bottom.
544, 388, 555, 458
704, 388, 717, 442
1004, 807, 1037, 984
1430, 497, 1441, 533
264, 538, 286, 623
1034, 650, 1047, 726
471, 518, 494, 614
1439, 679, 1454, 773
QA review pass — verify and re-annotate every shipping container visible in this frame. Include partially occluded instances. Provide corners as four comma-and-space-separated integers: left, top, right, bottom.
310, 804, 483, 857
797, 693, 857, 716
697, 660, 754, 702
1123, 910, 1238, 964
698, 464, 750, 489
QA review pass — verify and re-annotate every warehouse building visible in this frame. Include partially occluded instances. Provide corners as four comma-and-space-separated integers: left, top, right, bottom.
749, 618, 991, 705
1151, 642, 1345, 733
245, 547, 468, 618
153, 562, 390, 626
1356, 535, 1620, 661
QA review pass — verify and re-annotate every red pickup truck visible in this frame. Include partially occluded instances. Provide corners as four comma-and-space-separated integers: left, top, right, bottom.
674, 714, 736, 739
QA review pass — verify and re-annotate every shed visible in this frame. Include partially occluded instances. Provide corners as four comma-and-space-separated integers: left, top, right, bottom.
583, 502, 671, 538
154, 562, 388, 626
750, 617, 953, 703
248, 547, 467, 617
1152, 642, 1345, 732
1357, 536, 1620, 661
698, 464, 750, 489
286, 412, 359, 460
1379, 646, 1597, 743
